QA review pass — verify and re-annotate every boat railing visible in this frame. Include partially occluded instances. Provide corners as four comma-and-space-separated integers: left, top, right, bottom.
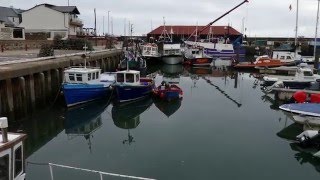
48, 163, 156, 180
67, 66, 100, 69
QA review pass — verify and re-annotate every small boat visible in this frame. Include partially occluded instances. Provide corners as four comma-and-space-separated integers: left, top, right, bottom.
153, 82, 183, 101
233, 55, 290, 69
62, 67, 115, 107
261, 65, 320, 88
296, 130, 320, 150
160, 43, 183, 65
141, 43, 160, 59
183, 46, 213, 66
292, 115, 320, 126
279, 103, 320, 117
114, 70, 155, 103
0, 117, 27, 180
184, 38, 245, 59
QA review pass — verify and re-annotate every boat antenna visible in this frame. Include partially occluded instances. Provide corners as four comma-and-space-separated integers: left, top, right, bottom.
83, 43, 88, 68
294, 0, 299, 58
314, 0, 320, 68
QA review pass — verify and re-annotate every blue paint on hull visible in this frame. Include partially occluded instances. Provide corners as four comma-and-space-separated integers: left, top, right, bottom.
115, 84, 154, 102
62, 84, 111, 107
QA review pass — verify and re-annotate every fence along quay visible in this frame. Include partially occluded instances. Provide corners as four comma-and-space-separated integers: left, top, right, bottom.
0, 49, 122, 121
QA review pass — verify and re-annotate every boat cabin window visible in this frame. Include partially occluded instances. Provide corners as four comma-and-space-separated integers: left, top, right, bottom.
0, 154, 9, 179
126, 73, 135, 83
14, 146, 23, 178
136, 74, 140, 82
96, 72, 99, 79
88, 73, 91, 81
286, 56, 292, 59
76, 74, 82, 82
304, 71, 313, 76
152, 48, 156, 51
69, 73, 75, 81
117, 73, 125, 82
280, 56, 285, 60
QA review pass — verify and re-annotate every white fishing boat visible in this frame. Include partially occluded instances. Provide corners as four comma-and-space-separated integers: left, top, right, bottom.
161, 43, 183, 64
293, 115, 320, 126
0, 117, 27, 180
141, 43, 160, 59
262, 66, 320, 89
158, 18, 183, 65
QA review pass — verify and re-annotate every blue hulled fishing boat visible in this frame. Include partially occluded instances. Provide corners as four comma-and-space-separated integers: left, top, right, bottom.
62, 67, 115, 107
114, 70, 154, 103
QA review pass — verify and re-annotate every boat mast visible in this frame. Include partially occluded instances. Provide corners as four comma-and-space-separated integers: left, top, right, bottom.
294, 0, 299, 56
314, 0, 320, 62
83, 43, 88, 68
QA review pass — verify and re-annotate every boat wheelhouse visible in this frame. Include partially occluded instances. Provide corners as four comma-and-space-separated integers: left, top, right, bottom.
62, 67, 115, 107
0, 117, 27, 180
141, 43, 160, 59
114, 70, 154, 103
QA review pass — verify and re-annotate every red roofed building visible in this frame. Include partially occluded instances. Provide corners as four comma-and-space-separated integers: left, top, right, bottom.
147, 25, 242, 43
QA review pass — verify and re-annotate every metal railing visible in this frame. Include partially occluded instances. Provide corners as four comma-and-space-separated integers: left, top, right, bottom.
48, 163, 157, 180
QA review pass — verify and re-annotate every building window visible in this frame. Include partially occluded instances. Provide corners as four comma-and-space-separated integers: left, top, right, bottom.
15, 147, 23, 177
0, 154, 9, 179
13, 29, 23, 38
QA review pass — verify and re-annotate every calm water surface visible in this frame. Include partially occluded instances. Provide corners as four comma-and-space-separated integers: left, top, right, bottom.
22, 64, 320, 180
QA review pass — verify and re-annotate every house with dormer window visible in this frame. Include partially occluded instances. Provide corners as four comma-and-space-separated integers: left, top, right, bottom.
19, 4, 83, 40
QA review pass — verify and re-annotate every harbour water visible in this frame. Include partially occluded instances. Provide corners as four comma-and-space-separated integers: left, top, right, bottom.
19, 64, 320, 179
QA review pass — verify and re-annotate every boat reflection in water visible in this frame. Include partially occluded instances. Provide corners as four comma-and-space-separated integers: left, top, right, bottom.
153, 97, 183, 117
112, 97, 153, 144
290, 143, 320, 172
161, 64, 183, 84
64, 100, 109, 152
277, 122, 320, 173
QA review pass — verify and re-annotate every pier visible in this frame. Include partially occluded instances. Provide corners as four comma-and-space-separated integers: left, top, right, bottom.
0, 49, 122, 120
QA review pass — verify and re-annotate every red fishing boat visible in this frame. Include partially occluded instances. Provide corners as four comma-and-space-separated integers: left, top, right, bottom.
233, 55, 290, 69
153, 82, 183, 101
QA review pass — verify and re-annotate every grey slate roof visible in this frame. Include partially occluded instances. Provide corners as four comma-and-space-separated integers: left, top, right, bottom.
0, 6, 22, 27
25, 4, 80, 14
50, 6, 80, 14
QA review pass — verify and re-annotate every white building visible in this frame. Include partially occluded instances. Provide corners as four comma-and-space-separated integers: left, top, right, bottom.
19, 4, 83, 40
0, 6, 25, 40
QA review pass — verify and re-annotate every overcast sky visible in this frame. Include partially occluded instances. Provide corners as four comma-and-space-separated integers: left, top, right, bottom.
0, 0, 319, 37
